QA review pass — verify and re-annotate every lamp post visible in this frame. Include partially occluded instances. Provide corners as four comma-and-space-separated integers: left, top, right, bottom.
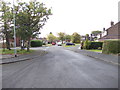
13, 0, 17, 57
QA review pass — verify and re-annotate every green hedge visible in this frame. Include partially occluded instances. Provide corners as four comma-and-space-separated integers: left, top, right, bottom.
89, 42, 103, 49
31, 40, 43, 47
83, 40, 103, 50
102, 40, 120, 54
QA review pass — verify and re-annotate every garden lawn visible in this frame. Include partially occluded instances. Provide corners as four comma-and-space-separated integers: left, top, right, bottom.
88, 49, 102, 53
75, 43, 80, 45
64, 45, 75, 47
47, 44, 53, 46
0, 49, 34, 55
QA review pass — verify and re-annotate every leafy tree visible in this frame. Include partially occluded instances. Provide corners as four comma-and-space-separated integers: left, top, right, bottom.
0, 1, 13, 50
65, 34, 71, 42
58, 32, 65, 44
47, 33, 56, 43
15, 1, 52, 51
85, 34, 89, 40
0, 0, 52, 52
91, 30, 102, 36
71, 32, 81, 43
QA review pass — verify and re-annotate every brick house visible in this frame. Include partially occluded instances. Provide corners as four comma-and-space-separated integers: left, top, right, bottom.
98, 21, 120, 41
9, 37, 21, 47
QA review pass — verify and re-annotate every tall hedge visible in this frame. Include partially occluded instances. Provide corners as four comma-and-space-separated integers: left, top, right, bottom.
89, 42, 103, 49
31, 40, 43, 47
83, 40, 103, 50
102, 40, 120, 54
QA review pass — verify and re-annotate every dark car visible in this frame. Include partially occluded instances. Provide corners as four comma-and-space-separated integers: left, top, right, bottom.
66, 42, 75, 45
52, 42, 56, 45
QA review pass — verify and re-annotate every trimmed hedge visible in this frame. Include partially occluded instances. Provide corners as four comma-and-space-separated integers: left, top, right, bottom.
89, 42, 103, 49
102, 40, 120, 54
83, 40, 103, 50
31, 40, 43, 47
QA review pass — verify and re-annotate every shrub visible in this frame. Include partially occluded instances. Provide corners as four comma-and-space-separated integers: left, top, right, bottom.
89, 42, 103, 49
82, 40, 103, 50
42, 42, 46, 45
102, 40, 120, 54
83, 39, 91, 49
31, 40, 43, 47
98, 47, 102, 50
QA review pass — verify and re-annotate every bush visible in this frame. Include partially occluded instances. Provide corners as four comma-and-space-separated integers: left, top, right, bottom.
98, 47, 102, 50
42, 42, 46, 45
31, 40, 43, 47
102, 40, 120, 54
83, 39, 91, 49
89, 42, 103, 49
82, 40, 103, 50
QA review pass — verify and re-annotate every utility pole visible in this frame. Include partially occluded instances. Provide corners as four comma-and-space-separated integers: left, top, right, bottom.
13, 0, 17, 57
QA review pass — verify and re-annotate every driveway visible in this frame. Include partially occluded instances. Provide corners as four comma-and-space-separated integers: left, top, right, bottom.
2, 46, 118, 88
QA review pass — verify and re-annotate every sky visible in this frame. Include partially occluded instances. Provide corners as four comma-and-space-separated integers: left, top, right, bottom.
3, 0, 119, 37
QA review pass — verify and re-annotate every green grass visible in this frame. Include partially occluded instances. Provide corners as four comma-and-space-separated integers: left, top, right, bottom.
46, 44, 52, 46
0, 49, 34, 55
75, 43, 80, 45
64, 45, 75, 47
88, 49, 102, 53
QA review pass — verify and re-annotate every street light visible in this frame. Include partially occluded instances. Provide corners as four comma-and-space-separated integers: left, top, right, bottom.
13, 0, 17, 57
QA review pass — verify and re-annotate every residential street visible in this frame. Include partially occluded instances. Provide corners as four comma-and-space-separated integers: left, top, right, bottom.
2, 46, 118, 88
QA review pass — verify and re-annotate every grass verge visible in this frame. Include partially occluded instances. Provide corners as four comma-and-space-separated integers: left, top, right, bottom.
64, 45, 75, 47
0, 49, 34, 55
88, 49, 102, 53
46, 44, 53, 47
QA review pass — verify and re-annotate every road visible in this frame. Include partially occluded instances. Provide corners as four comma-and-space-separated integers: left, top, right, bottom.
2, 46, 118, 88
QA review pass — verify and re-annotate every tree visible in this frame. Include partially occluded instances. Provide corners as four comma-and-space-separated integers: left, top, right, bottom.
15, 1, 52, 51
0, 1, 13, 50
57, 32, 65, 44
83, 39, 91, 49
47, 33, 56, 43
65, 34, 71, 42
91, 30, 102, 36
85, 34, 89, 40
0, 0, 52, 51
71, 32, 81, 43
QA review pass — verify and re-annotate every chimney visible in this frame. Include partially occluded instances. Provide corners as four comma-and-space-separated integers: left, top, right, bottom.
103, 28, 105, 31
100, 33, 102, 38
111, 21, 114, 26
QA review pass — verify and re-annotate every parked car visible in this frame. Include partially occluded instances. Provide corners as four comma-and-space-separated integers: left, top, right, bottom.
57, 42, 62, 46
66, 42, 75, 46
52, 42, 56, 45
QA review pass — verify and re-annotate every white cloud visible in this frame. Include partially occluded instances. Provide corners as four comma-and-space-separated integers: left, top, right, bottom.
40, 0, 119, 37
4, 0, 119, 37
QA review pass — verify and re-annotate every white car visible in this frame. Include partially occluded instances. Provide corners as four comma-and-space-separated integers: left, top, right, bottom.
57, 42, 62, 46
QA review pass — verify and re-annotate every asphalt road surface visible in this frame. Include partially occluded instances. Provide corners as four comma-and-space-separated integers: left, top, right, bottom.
2, 46, 118, 88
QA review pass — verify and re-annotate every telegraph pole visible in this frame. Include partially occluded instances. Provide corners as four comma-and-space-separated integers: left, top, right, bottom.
13, 0, 17, 57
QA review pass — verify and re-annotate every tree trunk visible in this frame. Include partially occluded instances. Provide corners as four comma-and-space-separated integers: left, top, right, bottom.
27, 38, 30, 52
4, 21, 11, 50
62, 40, 63, 44
3, 36, 5, 52
5, 33, 11, 50
21, 40, 25, 50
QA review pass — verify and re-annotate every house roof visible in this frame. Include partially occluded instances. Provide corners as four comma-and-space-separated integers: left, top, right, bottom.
98, 21, 120, 40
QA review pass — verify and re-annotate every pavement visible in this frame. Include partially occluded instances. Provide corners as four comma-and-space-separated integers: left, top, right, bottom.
0, 47, 48, 64
2, 46, 119, 88
64, 45, 119, 65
